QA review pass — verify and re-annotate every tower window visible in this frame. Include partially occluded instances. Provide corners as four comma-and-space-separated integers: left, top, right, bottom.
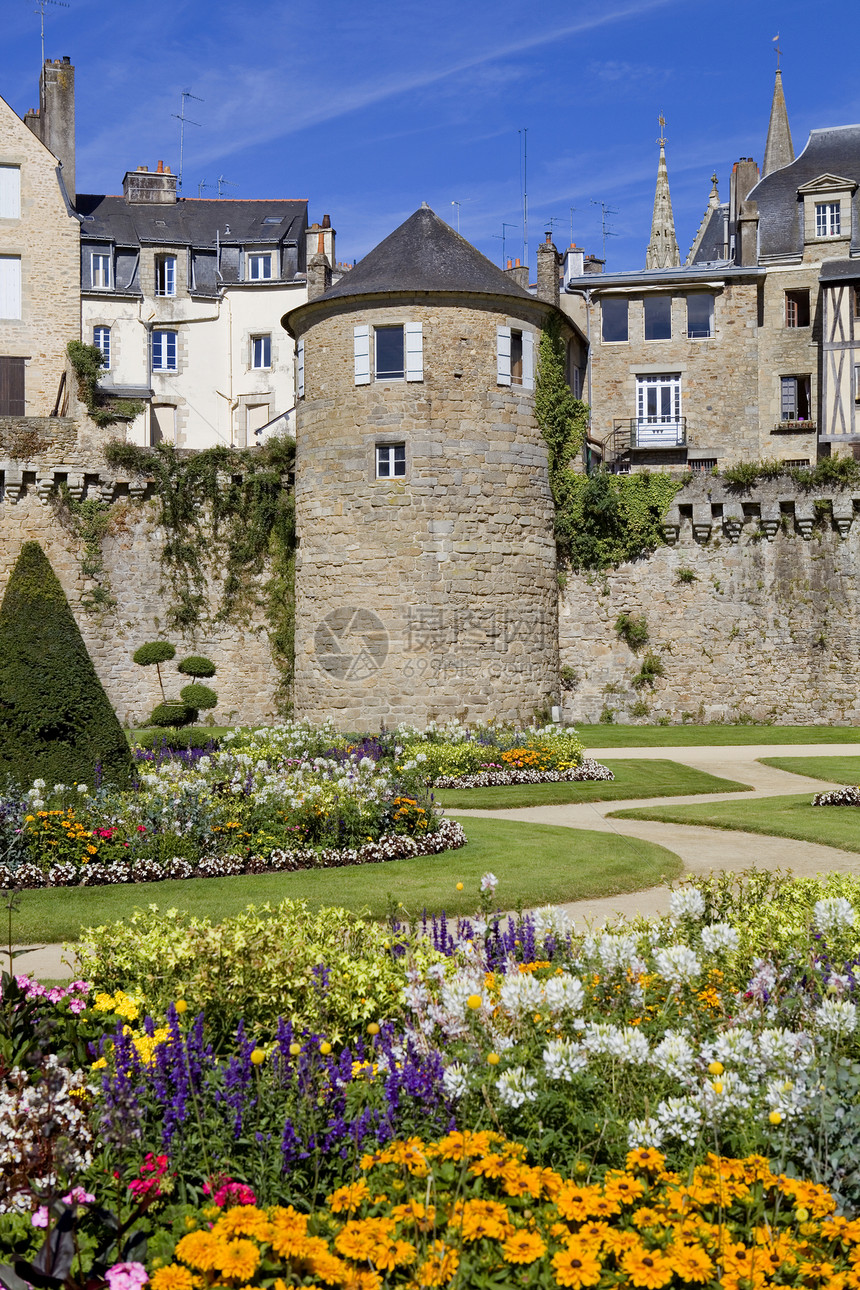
601, 298, 628, 342
785, 290, 810, 328
644, 296, 672, 340
375, 326, 405, 380
376, 442, 406, 478
510, 330, 524, 384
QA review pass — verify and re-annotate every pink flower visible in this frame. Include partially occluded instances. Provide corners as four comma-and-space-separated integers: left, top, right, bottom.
31, 1207, 49, 1227
106, 1262, 148, 1290
69, 998, 87, 1014
62, 1187, 95, 1205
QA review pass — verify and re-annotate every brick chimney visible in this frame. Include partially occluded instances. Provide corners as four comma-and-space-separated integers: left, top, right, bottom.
536, 232, 560, 305
26, 57, 76, 201
122, 162, 178, 204
307, 230, 332, 300
305, 215, 335, 271
504, 257, 530, 291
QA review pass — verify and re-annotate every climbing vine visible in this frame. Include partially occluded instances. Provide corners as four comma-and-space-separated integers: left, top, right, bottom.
103, 437, 297, 708
67, 341, 145, 428
535, 320, 681, 570
52, 488, 116, 612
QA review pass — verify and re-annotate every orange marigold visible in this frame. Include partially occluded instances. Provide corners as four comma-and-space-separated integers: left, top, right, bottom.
501, 1230, 546, 1264
269, 1206, 310, 1258
327, 1179, 371, 1214
620, 1246, 674, 1288
150, 1267, 195, 1290
551, 1246, 603, 1288
173, 1229, 222, 1272
213, 1237, 260, 1282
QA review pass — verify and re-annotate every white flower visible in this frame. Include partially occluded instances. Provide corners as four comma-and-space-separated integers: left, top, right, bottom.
480, 872, 498, 894
627, 1118, 664, 1149
655, 1096, 702, 1145
596, 932, 642, 975
52, 784, 66, 794
496, 1065, 538, 1109
816, 998, 857, 1035
653, 944, 701, 987
543, 974, 585, 1015
582, 1023, 649, 1064
533, 906, 572, 939
814, 896, 856, 935
442, 1063, 470, 1100
669, 887, 706, 920
543, 1039, 588, 1081
499, 972, 544, 1016
652, 1031, 696, 1081
701, 923, 740, 955
32, 779, 46, 790
76, 783, 88, 795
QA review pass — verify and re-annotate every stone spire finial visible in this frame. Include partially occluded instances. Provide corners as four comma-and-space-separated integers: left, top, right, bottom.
762, 66, 794, 177
708, 172, 720, 208
645, 115, 681, 270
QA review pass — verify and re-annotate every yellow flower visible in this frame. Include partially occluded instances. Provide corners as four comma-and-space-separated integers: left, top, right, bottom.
289, 1041, 301, 1056
150, 1267, 194, 1290
708, 1060, 724, 1076
456, 882, 464, 891
174, 1229, 222, 1272
769, 1110, 783, 1125
250, 1048, 266, 1065
327, 1179, 371, 1213
367, 1022, 380, 1035
175, 999, 188, 1014
466, 994, 482, 1010
487, 1052, 500, 1065
268, 1206, 309, 1258
213, 1237, 260, 1282
501, 1230, 546, 1264
216, 1206, 272, 1241
552, 1246, 603, 1288
320, 1041, 332, 1055
90, 1057, 108, 1071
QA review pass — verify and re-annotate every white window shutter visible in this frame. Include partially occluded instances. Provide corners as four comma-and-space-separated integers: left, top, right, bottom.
497, 325, 511, 385
0, 167, 20, 220
354, 325, 370, 385
522, 330, 535, 390
0, 256, 22, 319
405, 321, 423, 381
297, 338, 305, 398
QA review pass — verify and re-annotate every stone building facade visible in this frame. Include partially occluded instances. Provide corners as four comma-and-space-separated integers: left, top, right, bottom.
284, 206, 586, 727
0, 65, 80, 418
562, 73, 860, 473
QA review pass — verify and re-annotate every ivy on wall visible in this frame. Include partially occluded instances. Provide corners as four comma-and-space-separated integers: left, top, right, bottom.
52, 489, 116, 612
103, 438, 297, 709
67, 342, 145, 428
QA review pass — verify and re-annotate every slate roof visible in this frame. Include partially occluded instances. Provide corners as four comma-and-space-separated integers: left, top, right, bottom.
819, 258, 860, 281
315, 205, 534, 302
748, 126, 860, 259
76, 195, 307, 248
689, 205, 729, 265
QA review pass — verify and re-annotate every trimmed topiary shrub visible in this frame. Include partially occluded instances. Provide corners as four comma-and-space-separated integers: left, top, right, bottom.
179, 683, 217, 711
149, 701, 196, 728
177, 655, 216, 678
0, 541, 133, 787
135, 728, 221, 752
133, 640, 176, 702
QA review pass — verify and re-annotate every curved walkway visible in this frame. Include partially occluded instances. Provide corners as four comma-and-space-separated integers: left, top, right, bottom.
14, 743, 859, 976
457, 742, 860, 929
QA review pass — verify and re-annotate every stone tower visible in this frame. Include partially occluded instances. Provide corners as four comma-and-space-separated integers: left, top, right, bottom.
762, 68, 794, 177
645, 116, 681, 269
283, 206, 582, 728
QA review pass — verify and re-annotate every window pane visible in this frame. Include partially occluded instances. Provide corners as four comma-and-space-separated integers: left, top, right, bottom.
602, 299, 628, 342
92, 254, 110, 289
249, 254, 272, 280
376, 443, 406, 477
785, 290, 810, 327
511, 330, 523, 383
687, 295, 714, 338
252, 335, 271, 368
375, 326, 404, 379
644, 296, 672, 340
93, 327, 110, 367
781, 377, 797, 419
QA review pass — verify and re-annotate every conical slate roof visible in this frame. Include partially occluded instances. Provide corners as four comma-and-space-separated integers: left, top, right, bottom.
317, 205, 534, 302
762, 69, 794, 177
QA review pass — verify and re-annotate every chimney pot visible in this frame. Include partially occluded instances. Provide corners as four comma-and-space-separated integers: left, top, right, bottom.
157, 160, 164, 173
506, 258, 512, 269
322, 213, 331, 228
514, 257, 521, 267
545, 232, 551, 244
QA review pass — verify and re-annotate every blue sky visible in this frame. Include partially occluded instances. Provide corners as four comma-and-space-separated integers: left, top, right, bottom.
3, 0, 859, 272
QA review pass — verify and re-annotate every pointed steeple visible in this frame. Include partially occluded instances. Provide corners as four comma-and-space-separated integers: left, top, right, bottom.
645, 116, 681, 270
762, 68, 794, 176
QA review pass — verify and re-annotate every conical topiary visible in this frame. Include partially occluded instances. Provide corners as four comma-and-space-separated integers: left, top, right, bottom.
0, 541, 133, 788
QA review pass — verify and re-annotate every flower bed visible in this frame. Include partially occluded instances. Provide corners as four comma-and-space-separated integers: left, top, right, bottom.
814, 785, 860, 806
434, 757, 614, 789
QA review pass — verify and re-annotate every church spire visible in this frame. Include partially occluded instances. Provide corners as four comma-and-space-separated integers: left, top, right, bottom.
645, 115, 681, 270
762, 60, 794, 177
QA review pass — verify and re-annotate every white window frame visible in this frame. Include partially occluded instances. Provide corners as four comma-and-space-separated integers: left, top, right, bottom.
781, 375, 811, 422
815, 202, 841, 238
635, 373, 682, 444
497, 325, 534, 390
375, 325, 405, 381
354, 325, 370, 385
247, 252, 273, 281
0, 166, 21, 220
155, 254, 177, 297
92, 252, 111, 290
376, 442, 406, 478
686, 294, 714, 340
93, 326, 111, 369
151, 329, 178, 372
251, 334, 271, 370
0, 255, 22, 319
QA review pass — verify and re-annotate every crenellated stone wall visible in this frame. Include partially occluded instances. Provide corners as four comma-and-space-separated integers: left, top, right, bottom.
0, 439, 282, 728
560, 477, 860, 726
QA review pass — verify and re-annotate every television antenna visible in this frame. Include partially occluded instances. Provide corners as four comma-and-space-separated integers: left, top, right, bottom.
591, 199, 619, 261
34, 0, 69, 68
172, 89, 203, 194
217, 175, 238, 198
197, 180, 209, 197
569, 206, 580, 243
518, 127, 529, 267
492, 221, 517, 267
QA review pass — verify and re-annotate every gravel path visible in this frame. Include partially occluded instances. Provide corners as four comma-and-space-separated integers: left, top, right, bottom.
13, 743, 857, 976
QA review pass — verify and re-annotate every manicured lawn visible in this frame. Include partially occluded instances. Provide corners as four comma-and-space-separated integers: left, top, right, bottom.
610, 794, 860, 855
11, 817, 682, 944
758, 756, 860, 785
575, 724, 860, 747
436, 759, 751, 809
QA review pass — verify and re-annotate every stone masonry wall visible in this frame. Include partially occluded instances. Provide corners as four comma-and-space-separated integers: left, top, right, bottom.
560, 477, 860, 725
0, 447, 282, 727
292, 295, 562, 728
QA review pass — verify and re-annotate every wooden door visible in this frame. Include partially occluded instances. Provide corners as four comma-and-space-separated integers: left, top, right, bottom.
0, 357, 25, 416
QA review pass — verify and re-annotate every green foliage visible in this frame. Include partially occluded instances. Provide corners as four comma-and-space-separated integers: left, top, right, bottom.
560, 665, 578, 691
67, 340, 144, 428
149, 701, 195, 728
77, 901, 442, 1049
179, 682, 217, 710
0, 542, 132, 788
558, 470, 682, 571
177, 654, 216, 677
133, 641, 177, 666
715, 455, 860, 491
631, 650, 666, 690
104, 438, 297, 700
535, 315, 589, 494
614, 611, 649, 652
133, 728, 221, 751
52, 488, 115, 612
675, 566, 698, 584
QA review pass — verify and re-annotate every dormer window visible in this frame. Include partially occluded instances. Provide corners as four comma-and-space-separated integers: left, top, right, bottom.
247, 252, 272, 281
92, 253, 111, 289
816, 203, 841, 238
155, 254, 176, 296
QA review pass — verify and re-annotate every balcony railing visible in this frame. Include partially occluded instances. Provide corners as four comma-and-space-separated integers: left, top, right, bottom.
611, 417, 688, 449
